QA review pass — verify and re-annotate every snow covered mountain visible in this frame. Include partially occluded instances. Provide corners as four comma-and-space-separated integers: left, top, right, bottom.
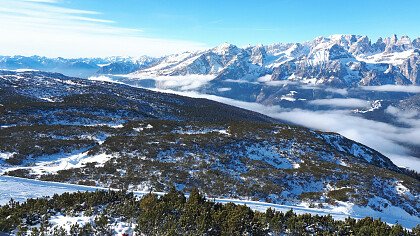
2, 34, 418, 86
0, 55, 157, 78
0, 71, 419, 228
130, 34, 420, 87
96, 56, 159, 75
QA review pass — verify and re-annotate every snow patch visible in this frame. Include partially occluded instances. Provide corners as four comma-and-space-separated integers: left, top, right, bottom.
217, 87, 231, 92
245, 144, 293, 169
280, 91, 297, 101
173, 127, 229, 135
357, 50, 415, 66
1, 150, 113, 176
0, 152, 15, 160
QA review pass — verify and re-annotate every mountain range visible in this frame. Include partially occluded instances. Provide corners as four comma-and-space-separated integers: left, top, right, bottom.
0, 55, 156, 78
129, 34, 420, 87
1, 34, 419, 87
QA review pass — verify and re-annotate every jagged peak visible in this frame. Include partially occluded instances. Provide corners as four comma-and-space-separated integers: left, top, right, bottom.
384, 34, 399, 44
328, 34, 359, 40
375, 37, 384, 43
398, 35, 412, 44
213, 42, 238, 54
357, 35, 370, 42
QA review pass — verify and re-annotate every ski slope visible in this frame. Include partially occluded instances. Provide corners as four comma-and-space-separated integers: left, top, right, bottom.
0, 176, 418, 229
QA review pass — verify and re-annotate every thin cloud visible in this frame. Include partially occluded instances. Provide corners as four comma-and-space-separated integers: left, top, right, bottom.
21, 0, 61, 3
325, 87, 348, 96
309, 98, 370, 108
362, 85, 420, 93
0, 0, 207, 57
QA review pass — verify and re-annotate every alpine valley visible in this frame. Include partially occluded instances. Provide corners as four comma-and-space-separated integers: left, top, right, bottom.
1, 34, 420, 235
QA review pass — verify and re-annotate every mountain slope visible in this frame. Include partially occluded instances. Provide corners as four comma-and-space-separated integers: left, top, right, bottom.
0, 71, 418, 223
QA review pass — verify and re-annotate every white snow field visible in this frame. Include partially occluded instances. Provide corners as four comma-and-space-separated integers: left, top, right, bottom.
0, 176, 419, 229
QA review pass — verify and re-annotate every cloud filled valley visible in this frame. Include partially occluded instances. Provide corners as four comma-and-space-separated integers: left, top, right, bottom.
174, 90, 420, 171
90, 75, 420, 171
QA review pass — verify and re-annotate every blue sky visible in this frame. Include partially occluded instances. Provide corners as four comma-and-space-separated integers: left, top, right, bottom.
0, 0, 419, 57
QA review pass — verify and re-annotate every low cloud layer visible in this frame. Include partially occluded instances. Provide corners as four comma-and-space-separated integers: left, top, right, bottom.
309, 98, 369, 108
124, 74, 216, 91
362, 85, 420, 93
325, 87, 348, 96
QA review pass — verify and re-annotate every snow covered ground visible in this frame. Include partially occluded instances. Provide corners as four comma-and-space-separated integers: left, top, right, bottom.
0, 150, 113, 176
0, 176, 418, 229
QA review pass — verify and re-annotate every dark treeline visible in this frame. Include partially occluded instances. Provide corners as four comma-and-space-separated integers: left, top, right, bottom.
0, 188, 418, 235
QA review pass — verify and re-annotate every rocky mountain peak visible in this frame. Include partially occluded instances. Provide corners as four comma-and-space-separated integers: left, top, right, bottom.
413, 38, 420, 49
214, 42, 239, 55
249, 45, 267, 65
349, 35, 372, 56
328, 44, 354, 60
383, 34, 413, 53
328, 34, 359, 49
398, 35, 413, 50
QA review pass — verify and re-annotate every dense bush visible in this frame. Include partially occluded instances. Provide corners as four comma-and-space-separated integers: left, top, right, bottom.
0, 189, 417, 235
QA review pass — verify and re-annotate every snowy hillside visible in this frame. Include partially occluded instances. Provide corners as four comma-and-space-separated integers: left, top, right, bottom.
0, 71, 419, 233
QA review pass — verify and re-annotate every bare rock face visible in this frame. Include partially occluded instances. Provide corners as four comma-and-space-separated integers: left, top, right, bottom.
413, 38, 420, 49
398, 35, 414, 50
384, 34, 400, 53
383, 35, 413, 53
249, 45, 267, 66
359, 64, 411, 86
372, 37, 386, 53
349, 36, 372, 56
398, 50, 420, 84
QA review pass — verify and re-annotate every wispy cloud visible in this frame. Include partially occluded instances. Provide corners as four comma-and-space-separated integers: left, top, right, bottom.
309, 98, 370, 108
21, 0, 60, 3
0, 0, 207, 57
325, 87, 348, 96
362, 85, 420, 93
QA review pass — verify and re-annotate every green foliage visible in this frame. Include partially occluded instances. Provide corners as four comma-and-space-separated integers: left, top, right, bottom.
327, 187, 355, 202
0, 189, 417, 235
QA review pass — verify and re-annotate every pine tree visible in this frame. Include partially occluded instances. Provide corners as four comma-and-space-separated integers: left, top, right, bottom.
16, 223, 28, 236
389, 224, 406, 236
52, 226, 67, 236
412, 224, 420, 236
136, 193, 160, 235
30, 227, 40, 236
